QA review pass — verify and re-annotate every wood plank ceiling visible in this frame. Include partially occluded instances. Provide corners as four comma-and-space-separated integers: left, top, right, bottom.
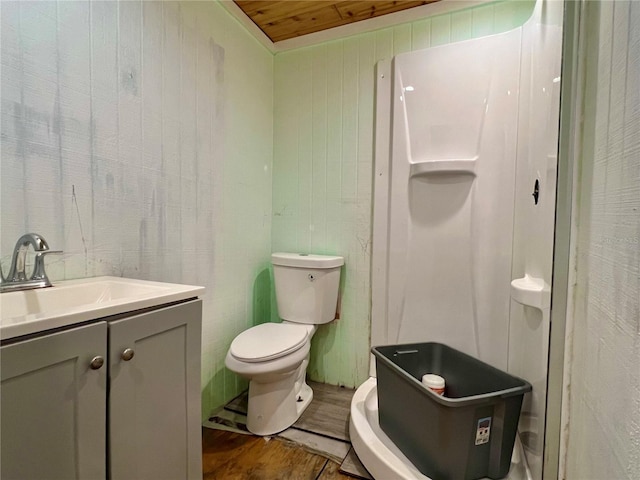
234, 1, 439, 43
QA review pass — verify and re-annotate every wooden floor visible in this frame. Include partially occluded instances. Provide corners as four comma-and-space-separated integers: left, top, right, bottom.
202, 428, 354, 479
214, 381, 372, 479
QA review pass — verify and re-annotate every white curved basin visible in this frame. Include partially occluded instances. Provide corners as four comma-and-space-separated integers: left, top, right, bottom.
350, 377, 531, 480
0, 276, 204, 340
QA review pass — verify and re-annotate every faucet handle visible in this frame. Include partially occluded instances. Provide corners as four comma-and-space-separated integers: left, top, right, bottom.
32, 250, 63, 285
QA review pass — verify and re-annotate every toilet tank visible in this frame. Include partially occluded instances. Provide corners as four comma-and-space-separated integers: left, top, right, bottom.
271, 253, 344, 325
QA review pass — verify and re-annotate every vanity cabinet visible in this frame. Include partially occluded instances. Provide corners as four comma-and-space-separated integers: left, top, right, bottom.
1, 321, 108, 479
0, 299, 202, 480
109, 300, 202, 480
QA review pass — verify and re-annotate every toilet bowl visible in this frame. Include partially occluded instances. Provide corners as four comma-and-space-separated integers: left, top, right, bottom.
225, 322, 316, 435
225, 253, 344, 436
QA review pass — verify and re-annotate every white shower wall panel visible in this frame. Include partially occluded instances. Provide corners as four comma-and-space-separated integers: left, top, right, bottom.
387, 29, 521, 370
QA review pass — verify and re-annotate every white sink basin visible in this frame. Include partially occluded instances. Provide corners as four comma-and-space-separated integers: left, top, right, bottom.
0, 276, 204, 340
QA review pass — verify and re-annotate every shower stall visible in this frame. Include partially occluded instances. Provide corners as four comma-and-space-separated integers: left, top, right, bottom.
350, 1, 563, 478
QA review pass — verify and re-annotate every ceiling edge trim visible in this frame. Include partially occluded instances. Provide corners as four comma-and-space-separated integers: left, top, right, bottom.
219, 0, 277, 53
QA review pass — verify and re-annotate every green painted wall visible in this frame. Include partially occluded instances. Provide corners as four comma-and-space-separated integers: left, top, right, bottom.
272, 1, 535, 388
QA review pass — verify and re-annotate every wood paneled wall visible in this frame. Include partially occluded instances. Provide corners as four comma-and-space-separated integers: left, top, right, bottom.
565, 2, 640, 478
0, 0, 274, 416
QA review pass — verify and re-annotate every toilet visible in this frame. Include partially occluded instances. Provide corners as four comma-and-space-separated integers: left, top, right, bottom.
225, 252, 344, 436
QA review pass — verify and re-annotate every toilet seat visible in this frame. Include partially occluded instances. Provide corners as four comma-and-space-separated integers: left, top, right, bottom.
229, 323, 309, 362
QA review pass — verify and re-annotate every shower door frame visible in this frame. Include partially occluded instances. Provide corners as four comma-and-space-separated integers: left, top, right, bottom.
544, 1, 584, 479
369, 3, 580, 477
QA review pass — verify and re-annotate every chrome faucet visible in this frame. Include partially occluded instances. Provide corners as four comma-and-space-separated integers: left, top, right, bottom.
0, 233, 62, 293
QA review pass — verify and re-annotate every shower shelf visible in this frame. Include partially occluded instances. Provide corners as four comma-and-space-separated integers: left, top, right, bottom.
409, 158, 477, 177
510, 275, 550, 310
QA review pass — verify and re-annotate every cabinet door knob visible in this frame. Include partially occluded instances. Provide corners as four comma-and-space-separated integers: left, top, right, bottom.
121, 348, 135, 361
89, 356, 105, 370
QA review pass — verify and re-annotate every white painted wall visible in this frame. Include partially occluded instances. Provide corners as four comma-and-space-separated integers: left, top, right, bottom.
564, 1, 640, 478
0, 0, 273, 416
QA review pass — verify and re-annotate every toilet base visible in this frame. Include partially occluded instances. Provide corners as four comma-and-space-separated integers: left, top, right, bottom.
246, 370, 314, 436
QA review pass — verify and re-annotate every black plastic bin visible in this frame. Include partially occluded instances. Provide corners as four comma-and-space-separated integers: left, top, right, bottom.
372, 342, 531, 480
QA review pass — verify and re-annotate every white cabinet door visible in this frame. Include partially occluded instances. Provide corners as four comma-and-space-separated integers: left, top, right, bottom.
1, 322, 107, 480
109, 300, 202, 480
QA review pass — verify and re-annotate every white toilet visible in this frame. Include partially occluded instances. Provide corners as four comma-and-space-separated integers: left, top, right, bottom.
225, 252, 344, 436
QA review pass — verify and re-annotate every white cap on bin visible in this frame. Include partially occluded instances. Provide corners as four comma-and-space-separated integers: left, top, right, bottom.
421, 374, 445, 389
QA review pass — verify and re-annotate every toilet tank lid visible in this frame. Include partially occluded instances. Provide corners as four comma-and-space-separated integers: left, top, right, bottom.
272, 253, 344, 268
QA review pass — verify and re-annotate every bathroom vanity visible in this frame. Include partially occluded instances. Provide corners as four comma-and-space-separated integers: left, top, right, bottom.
0, 277, 204, 480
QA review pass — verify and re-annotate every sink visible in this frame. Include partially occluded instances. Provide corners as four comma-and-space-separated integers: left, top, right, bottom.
0, 276, 205, 340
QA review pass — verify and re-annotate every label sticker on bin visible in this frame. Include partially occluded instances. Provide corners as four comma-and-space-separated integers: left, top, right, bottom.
475, 417, 492, 445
